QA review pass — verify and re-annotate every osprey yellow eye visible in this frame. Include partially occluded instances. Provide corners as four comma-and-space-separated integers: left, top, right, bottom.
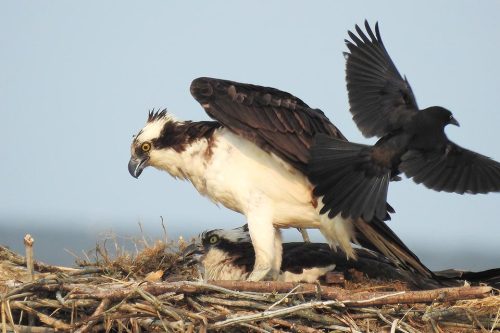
141, 142, 151, 152
209, 235, 218, 244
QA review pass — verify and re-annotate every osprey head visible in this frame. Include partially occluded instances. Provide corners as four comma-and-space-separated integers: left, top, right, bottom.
182, 225, 252, 260
181, 225, 255, 281
128, 109, 179, 178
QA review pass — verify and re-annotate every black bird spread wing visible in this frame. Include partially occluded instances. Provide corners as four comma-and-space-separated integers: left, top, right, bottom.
345, 21, 419, 138
190, 77, 346, 173
401, 142, 500, 193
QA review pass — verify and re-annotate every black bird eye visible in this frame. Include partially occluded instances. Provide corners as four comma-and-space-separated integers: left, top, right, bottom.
209, 235, 219, 244
141, 142, 151, 152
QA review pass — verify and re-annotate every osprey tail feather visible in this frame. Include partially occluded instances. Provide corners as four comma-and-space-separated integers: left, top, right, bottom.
352, 217, 433, 278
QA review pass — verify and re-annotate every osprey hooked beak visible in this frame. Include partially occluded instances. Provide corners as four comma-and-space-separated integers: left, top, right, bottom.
181, 242, 204, 266
128, 156, 149, 178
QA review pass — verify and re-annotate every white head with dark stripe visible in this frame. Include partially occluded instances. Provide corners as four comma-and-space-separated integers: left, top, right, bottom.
128, 109, 219, 179
128, 110, 181, 178
182, 225, 255, 280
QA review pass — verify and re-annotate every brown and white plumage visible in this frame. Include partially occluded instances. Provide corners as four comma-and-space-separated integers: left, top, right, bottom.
182, 225, 500, 289
129, 77, 431, 281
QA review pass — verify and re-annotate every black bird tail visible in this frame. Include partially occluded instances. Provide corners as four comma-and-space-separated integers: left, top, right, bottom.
309, 134, 390, 221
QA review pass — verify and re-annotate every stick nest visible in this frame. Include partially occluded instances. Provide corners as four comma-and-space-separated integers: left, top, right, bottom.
1, 234, 498, 333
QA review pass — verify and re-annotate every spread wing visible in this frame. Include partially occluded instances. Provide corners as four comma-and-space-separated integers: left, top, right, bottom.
345, 21, 419, 138
190, 77, 346, 173
401, 142, 500, 193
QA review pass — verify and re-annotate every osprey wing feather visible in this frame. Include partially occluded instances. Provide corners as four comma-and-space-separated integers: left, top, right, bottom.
190, 77, 346, 173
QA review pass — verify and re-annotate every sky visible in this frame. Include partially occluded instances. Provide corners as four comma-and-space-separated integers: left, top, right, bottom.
1, 1, 499, 270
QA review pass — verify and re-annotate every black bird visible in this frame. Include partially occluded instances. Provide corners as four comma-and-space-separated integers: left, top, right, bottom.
182, 225, 500, 289
309, 21, 500, 221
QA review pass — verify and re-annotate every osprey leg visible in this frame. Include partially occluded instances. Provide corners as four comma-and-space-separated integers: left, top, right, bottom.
246, 198, 279, 281
273, 229, 283, 276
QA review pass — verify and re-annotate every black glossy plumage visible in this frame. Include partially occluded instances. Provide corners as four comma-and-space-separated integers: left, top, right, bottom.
309, 21, 500, 221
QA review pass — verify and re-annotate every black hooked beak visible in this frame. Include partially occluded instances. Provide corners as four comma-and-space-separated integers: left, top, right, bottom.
449, 116, 460, 127
128, 156, 149, 178
180, 242, 204, 266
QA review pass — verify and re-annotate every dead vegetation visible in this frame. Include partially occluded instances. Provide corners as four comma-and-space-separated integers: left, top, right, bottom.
0, 230, 498, 333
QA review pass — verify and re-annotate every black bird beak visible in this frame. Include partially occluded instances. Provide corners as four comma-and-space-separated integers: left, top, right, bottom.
449, 116, 460, 127
128, 156, 149, 178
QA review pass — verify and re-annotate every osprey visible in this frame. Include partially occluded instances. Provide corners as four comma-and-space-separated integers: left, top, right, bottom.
182, 225, 500, 289
128, 77, 430, 281
309, 21, 500, 221
182, 225, 419, 286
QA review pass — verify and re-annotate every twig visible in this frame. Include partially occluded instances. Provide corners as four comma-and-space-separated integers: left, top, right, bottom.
4, 301, 17, 333
209, 299, 344, 328
14, 303, 71, 330
135, 287, 182, 321
23, 235, 35, 328
74, 298, 110, 333
23, 235, 35, 281
4, 325, 55, 333
270, 318, 321, 333
2, 301, 7, 333
325, 324, 363, 333
491, 306, 500, 332
390, 318, 398, 333
267, 284, 301, 311
378, 312, 411, 333
239, 322, 272, 333
160, 216, 168, 243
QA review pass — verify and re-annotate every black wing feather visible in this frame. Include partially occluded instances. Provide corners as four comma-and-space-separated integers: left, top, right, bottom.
345, 21, 419, 138
401, 142, 500, 193
190, 77, 346, 173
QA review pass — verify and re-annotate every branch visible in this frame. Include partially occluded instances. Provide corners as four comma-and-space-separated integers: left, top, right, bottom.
208, 281, 493, 306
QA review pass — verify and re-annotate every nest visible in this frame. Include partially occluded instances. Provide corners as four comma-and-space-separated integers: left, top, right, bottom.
0, 233, 499, 333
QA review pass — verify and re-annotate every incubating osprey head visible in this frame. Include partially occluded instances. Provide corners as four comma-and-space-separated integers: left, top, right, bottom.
184, 224, 253, 258
182, 225, 254, 281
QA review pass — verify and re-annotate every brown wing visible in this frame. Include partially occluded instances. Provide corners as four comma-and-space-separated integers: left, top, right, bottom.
190, 77, 346, 173
401, 142, 500, 193
345, 21, 419, 138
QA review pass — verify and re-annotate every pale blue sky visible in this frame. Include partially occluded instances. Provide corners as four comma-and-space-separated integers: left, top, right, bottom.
1, 1, 499, 269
